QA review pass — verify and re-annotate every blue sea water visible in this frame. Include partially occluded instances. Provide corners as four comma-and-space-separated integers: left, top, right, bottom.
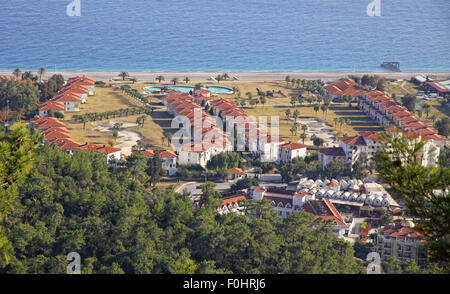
1, 0, 449, 71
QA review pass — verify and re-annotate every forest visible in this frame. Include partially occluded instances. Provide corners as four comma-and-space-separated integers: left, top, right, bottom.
0, 124, 447, 274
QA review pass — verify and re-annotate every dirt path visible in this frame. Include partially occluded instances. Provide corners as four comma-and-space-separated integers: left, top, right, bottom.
92, 120, 143, 156
290, 117, 337, 146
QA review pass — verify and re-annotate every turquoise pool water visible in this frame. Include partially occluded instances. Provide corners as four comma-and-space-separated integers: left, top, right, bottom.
143, 85, 233, 94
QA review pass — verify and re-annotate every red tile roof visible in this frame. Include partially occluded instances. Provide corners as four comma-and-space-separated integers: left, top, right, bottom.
39, 101, 65, 111
280, 142, 308, 150
359, 131, 380, 142
44, 129, 71, 139
229, 167, 245, 175
339, 135, 367, 146
53, 92, 81, 102
67, 76, 95, 85
319, 147, 346, 156
53, 138, 81, 150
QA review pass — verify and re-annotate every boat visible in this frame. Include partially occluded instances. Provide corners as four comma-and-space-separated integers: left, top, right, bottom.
380, 62, 401, 72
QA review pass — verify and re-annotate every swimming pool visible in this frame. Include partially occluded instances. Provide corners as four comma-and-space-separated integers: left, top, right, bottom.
143, 85, 234, 94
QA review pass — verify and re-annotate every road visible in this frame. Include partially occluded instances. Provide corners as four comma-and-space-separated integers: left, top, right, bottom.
176, 181, 232, 201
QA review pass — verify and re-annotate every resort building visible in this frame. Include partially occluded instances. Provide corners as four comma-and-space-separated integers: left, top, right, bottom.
278, 142, 308, 164
132, 149, 178, 176
29, 117, 67, 131
324, 78, 367, 99
422, 80, 450, 98
215, 191, 250, 215
66, 76, 96, 96
318, 147, 347, 168
52, 138, 82, 155
78, 143, 122, 162
52, 92, 81, 112
38, 101, 65, 117
60, 84, 89, 104
385, 127, 444, 167
249, 186, 315, 218
374, 223, 427, 266
228, 167, 245, 180
302, 198, 348, 238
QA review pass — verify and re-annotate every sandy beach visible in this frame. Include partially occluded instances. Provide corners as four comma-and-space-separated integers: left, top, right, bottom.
1, 70, 449, 82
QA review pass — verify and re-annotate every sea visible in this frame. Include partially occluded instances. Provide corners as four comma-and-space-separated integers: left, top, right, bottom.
1, 0, 449, 71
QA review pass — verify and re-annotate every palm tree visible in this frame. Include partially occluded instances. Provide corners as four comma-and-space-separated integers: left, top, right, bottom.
215, 75, 223, 83
138, 115, 146, 127
290, 96, 297, 108
300, 133, 308, 144
119, 72, 129, 81
285, 76, 291, 87
260, 96, 267, 108
184, 77, 190, 84
293, 109, 300, 122
130, 77, 137, 84
321, 104, 328, 120
246, 92, 253, 100
155, 75, 165, 84
13, 68, 21, 80
314, 104, 320, 117
38, 67, 45, 82
171, 77, 179, 85
222, 73, 230, 80
113, 122, 123, 130
285, 109, 291, 119
80, 116, 88, 130
301, 124, 308, 134
290, 126, 296, 137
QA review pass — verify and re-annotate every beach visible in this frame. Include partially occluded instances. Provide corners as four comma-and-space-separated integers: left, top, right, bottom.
1, 70, 449, 82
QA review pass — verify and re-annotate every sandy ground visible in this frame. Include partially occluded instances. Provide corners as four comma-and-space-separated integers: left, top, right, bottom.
291, 118, 337, 147
92, 120, 143, 156
1, 70, 449, 82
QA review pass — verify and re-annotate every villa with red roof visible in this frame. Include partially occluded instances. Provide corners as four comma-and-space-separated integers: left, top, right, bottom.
38, 101, 65, 117
279, 142, 307, 164
66, 76, 96, 96
79, 143, 122, 162
324, 78, 367, 99
319, 131, 380, 168
132, 149, 178, 175
52, 92, 81, 112
30, 117, 66, 130
60, 84, 89, 103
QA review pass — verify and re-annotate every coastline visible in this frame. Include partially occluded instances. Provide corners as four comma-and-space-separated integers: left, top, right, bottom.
1, 70, 449, 82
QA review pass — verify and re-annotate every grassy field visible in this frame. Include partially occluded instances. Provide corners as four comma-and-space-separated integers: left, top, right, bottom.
63, 81, 388, 148
419, 99, 450, 125
385, 81, 419, 96
64, 86, 170, 148
245, 103, 384, 141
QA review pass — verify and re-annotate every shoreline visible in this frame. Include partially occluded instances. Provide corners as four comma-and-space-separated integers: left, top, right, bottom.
1, 70, 449, 82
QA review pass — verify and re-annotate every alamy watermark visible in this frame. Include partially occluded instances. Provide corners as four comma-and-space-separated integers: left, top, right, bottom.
67, 252, 81, 274
67, 0, 81, 17
366, 252, 381, 274
367, 0, 381, 17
